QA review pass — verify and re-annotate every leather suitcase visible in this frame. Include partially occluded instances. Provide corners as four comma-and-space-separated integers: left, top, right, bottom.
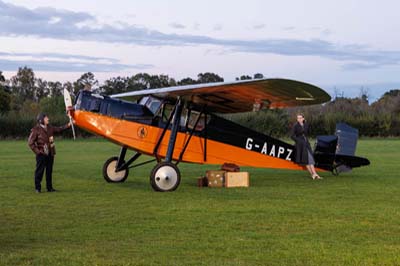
225, 172, 249, 188
197, 176, 208, 187
206, 170, 226, 187
221, 163, 240, 172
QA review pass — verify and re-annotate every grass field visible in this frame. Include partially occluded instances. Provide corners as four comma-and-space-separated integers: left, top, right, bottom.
0, 139, 399, 266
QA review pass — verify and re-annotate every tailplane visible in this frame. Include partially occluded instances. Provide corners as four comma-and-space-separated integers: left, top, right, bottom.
314, 123, 370, 175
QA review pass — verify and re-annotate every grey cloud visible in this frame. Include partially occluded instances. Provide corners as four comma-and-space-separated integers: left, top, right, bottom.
0, 1, 93, 25
253, 24, 266, 30
341, 62, 381, 70
0, 51, 154, 72
321, 29, 332, 36
308, 27, 333, 36
213, 24, 223, 31
193, 22, 200, 30
1, 1, 400, 70
169, 22, 186, 29
282, 26, 295, 31
0, 51, 119, 63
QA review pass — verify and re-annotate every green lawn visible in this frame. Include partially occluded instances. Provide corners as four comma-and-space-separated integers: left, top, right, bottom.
0, 139, 399, 266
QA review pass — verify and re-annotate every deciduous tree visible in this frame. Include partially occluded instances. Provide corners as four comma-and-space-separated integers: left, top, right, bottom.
10, 66, 36, 102
197, 72, 224, 83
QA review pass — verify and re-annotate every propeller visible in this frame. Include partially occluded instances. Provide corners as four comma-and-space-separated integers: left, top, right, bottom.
63, 88, 76, 140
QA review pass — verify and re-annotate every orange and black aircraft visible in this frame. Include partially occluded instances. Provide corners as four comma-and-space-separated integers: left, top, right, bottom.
64, 78, 369, 192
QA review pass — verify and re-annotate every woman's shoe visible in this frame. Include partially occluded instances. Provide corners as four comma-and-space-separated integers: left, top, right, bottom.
311, 174, 318, 180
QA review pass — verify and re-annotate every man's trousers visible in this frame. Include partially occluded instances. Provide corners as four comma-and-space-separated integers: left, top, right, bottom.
34, 154, 54, 191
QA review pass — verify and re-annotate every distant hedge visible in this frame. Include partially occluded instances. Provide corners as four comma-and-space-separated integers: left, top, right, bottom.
0, 114, 93, 139
227, 108, 400, 138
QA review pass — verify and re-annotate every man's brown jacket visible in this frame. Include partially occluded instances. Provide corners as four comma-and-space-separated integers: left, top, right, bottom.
28, 124, 69, 156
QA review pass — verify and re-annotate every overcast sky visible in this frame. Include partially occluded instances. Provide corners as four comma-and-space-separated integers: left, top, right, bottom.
1, 0, 400, 100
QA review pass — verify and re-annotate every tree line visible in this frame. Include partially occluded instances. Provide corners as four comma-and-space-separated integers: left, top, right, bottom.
0, 66, 399, 139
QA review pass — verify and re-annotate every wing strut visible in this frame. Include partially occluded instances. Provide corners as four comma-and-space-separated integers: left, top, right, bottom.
153, 100, 178, 160
165, 97, 183, 162
152, 97, 184, 162
176, 107, 206, 165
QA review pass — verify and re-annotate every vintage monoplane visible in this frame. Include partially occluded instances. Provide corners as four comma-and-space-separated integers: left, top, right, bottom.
63, 78, 370, 191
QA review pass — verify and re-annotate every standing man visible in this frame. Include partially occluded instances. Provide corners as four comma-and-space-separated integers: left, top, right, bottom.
28, 113, 71, 193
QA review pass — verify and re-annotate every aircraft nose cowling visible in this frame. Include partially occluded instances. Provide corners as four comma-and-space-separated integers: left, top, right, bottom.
67, 106, 75, 118
63, 88, 76, 139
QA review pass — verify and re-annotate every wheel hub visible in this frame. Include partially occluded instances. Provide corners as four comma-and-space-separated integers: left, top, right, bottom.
107, 160, 126, 181
154, 166, 177, 190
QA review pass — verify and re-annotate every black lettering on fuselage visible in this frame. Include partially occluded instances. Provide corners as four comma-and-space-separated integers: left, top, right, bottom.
245, 137, 293, 161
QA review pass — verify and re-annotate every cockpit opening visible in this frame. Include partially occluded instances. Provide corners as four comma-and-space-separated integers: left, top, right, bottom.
139, 96, 162, 114
75, 90, 154, 124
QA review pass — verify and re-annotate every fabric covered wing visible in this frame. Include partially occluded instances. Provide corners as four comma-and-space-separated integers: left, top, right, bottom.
111, 78, 331, 113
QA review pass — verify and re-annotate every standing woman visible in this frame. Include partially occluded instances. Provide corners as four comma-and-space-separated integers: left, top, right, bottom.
291, 113, 322, 180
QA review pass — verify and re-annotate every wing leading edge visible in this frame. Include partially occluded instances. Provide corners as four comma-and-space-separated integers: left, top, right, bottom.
111, 78, 331, 113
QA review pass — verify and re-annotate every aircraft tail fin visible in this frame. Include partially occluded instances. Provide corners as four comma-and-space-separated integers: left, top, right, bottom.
314, 122, 369, 174
335, 122, 358, 156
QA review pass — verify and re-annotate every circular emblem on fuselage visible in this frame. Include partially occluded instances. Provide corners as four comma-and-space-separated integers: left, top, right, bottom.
138, 126, 148, 138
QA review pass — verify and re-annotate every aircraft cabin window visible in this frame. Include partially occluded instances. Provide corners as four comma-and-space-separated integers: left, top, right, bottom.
106, 100, 153, 119
139, 96, 149, 106
139, 96, 162, 114
180, 109, 188, 128
187, 110, 210, 131
147, 98, 162, 114
161, 103, 173, 123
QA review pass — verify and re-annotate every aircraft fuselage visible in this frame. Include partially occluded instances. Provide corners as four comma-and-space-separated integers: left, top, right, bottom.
71, 90, 306, 171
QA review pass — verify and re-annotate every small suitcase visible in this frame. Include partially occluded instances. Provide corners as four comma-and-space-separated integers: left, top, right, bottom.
197, 176, 208, 187
221, 163, 240, 172
206, 170, 226, 187
225, 172, 249, 188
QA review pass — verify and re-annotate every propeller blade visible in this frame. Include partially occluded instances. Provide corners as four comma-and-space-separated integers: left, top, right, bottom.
63, 88, 76, 140
63, 88, 73, 109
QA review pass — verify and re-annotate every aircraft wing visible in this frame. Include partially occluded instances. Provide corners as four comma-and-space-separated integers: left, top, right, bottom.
110, 78, 331, 113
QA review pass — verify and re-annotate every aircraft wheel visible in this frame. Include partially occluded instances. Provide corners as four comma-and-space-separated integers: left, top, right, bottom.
103, 156, 129, 183
150, 162, 181, 192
